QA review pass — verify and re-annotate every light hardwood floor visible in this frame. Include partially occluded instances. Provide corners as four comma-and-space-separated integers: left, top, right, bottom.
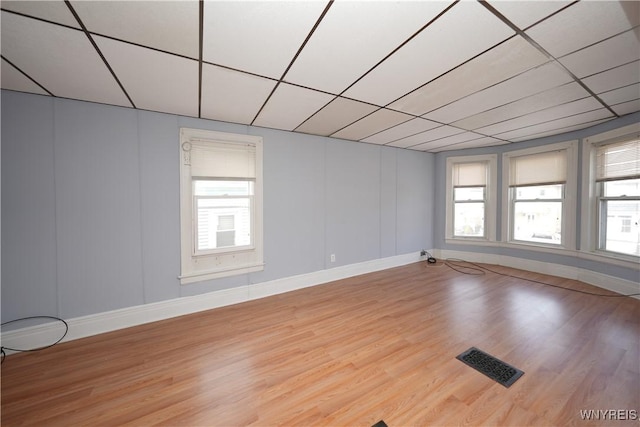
2, 262, 639, 426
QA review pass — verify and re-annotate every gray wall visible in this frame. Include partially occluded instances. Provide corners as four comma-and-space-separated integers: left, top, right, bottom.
1, 90, 434, 322
434, 111, 640, 283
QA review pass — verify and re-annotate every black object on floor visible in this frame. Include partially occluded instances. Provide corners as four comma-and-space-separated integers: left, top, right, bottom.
371, 420, 388, 427
456, 347, 524, 388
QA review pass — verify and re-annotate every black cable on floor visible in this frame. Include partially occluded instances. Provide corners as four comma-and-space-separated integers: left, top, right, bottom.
1, 316, 68, 363
441, 258, 640, 298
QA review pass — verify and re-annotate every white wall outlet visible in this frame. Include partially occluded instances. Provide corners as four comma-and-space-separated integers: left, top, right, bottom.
330, 254, 336, 263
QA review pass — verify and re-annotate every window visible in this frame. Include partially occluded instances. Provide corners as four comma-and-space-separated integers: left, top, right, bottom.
179, 128, 263, 284
595, 138, 640, 257
503, 141, 577, 248
446, 155, 497, 242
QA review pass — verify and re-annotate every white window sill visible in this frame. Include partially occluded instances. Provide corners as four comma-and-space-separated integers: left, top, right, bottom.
179, 263, 265, 285
445, 238, 499, 246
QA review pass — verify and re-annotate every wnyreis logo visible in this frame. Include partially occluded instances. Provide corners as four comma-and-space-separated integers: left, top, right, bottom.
579, 409, 638, 421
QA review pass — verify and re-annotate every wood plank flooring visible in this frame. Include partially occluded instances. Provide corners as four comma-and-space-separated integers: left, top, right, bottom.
2, 261, 639, 426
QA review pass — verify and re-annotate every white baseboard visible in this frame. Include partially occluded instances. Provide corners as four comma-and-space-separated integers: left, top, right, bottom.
434, 249, 640, 299
1, 252, 420, 355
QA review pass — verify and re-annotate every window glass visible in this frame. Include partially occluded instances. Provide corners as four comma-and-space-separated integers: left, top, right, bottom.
603, 178, 640, 197
513, 200, 562, 244
454, 186, 485, 201
454, 202, 485, 237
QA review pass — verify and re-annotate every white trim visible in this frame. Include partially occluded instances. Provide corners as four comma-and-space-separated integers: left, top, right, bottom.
433, 248, 639, 299
179, 128, 264, 284
445, 154, 497, 242
581, 123, 640, 259
1, 252, 420, 355
501, 140, 578, 250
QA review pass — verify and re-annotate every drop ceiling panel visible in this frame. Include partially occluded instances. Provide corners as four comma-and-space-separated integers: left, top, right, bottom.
559, 27, 640, 78
201, 65, 277, 125
72, 1, 199, 58
252, 83, 334, 131
361, 118, 441, 145
202, 1, 327, 79
497, 109, 614, 141
425, 62, 573, 124
343, 1, 514, 106
1, 58, 50, 95
296, 97, 378, 136
1, 1, 79, 28
582, 61, 640, 94
0, 11, 131, 107
388, 36, 549, 116
95, 36, 198, 117
431, 136, 507, 152
476, 97, 604, 136
284, 1, 452, 94
599, 84, 640, 106
612, 99, 640, 116
453, 82, 590, 130
331, 109, 412, 141
526, 1, 640, 58
509, 118, 615, 142
387, 125, 464, 148
410, 131, 486, 151
486, 0, 572, 30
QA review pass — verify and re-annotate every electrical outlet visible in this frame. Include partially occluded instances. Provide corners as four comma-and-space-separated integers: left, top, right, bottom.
330, 254, 336, 263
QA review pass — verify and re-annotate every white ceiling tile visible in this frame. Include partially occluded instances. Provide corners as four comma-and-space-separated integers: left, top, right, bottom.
1, 58, 50, 95
559, 27, 640, 78
1, 0, 79, 28
453, 82, 590, 130
599, 84, 640, 106
612, 99, 640, 116
361, 118, 441, 145
496, 109, 614, 141
389, 36, 549, 116
331, 109, 413, 141
430, 137, 508, 152
409, 131, 485, 151
252, 83, 334, 131
387, 125, 464, 148
509, 118, 615, 142
0, 11, 131, 107
202, 1, 327, 79
475, 97, 604, 135
285, 1, 451, 94
72, 0, 199, 58
343, 1, 514, 106
296, 97, 378, 136
424, 62, 573, 124
201, 65, 277, 125
582, 61, 640, 94
95, 36, 198, 117
526, 1, 640, 57
487, 0, 572, 30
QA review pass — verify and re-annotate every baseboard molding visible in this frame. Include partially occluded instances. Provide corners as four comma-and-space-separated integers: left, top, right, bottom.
1, 252, 420, 355
434, 249, 639, 299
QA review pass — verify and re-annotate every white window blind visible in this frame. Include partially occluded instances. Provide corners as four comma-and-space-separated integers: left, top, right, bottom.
453, 162, 487, 187
509, 150, 567, 187
596, 138, 640, 182
190, 140, 256, 179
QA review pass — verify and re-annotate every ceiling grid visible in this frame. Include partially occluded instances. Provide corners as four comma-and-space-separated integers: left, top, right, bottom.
0, 0, 637, 152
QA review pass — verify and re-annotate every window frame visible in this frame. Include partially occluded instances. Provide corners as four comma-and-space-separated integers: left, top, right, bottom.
501, 140, 578, 250
582, 123, 640, 261
179, 128, 264, 284
445, 154, 497, 243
